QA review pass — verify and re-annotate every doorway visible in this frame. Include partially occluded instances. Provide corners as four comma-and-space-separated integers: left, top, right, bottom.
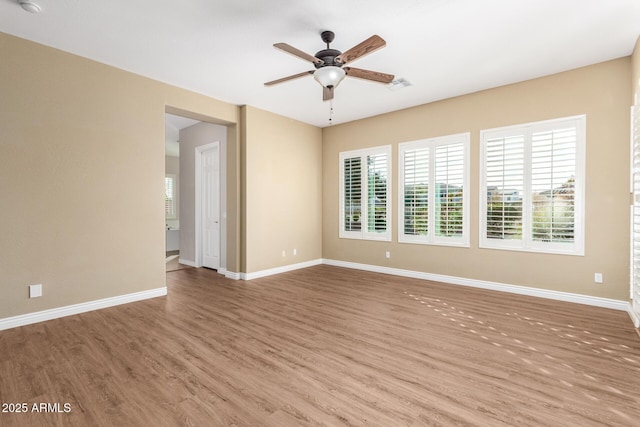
164, 112, 227, 273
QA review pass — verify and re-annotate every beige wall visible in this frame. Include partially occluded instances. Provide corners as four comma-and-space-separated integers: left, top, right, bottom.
0, 32, 239, 319
241, 106, 323, 273
323, 58, 632, 300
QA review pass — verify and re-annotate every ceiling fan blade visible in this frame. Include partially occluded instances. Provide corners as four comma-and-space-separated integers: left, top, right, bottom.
274, 43, 324, 65
335, 35, 386, 65
264, 70, 314, 86
344, 67, 394, 84
323, 86, 334, 101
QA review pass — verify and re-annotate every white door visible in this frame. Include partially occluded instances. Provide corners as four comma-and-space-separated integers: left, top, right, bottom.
201, 143, 220, 269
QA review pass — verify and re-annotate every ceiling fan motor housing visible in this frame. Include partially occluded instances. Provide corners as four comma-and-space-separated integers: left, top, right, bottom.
314, 49, 342, 69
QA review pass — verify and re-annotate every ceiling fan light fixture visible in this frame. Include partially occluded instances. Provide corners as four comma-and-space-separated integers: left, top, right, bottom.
314, 66, 346, 88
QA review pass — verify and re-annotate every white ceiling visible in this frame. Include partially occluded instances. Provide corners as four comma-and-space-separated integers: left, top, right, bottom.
2, 0, 640, 127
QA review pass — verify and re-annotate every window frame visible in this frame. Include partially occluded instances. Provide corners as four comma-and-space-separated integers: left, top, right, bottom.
398, 133, 470, 247
479, 115, 586, 256
339, 145, 392, 241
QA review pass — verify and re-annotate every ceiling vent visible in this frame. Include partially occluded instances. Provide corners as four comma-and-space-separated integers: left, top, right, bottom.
387, 78, 412, 91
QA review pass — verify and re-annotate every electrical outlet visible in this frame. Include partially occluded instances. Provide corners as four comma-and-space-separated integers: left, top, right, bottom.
293, 249, 297, 256
282, 250, 286, 257
385, 251, 391, 259
594, 273, 603, 284
29, 284, 42, 298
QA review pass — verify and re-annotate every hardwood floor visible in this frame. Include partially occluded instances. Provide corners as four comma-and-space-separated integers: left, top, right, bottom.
1, 265, 639, 426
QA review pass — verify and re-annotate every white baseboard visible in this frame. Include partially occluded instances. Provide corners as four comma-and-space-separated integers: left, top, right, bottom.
178, 258, 197, 267
217, 268, 241, 280
5, 260, 633, 331
628, 304, 640, 328
181, 260, 240, 280
0, 287, 167, 331
242, 259, 323, 280
322, 259, 630, 312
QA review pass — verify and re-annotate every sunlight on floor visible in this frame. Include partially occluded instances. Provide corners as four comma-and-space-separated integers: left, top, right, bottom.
402, 289, 640, 421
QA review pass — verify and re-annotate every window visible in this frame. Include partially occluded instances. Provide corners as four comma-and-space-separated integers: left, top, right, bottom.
165, 174, 177, 219
480, 115, 585, 255
339, 145, 391, 241
399, 133, 470, 246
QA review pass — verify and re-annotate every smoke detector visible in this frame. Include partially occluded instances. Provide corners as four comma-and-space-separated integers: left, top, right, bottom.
18, 1, 42, 14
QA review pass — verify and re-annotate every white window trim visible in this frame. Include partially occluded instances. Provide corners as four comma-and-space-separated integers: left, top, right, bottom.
398, 133, 470, 247
339, 145, 392, 241
479, 115, 586, 256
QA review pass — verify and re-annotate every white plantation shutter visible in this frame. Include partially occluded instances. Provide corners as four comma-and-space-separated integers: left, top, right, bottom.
399, 134, 469, 246
435, 143, 465, 239
484, 134, 524, 243
481, 116, 584, 255
165, 175, 176, 219
343, 157, 362, 232
367, 153, 389, 233
402, 147, 429, 236
339, 146, 391, 241
531, 127, 576, 243
631, 105, 640, 320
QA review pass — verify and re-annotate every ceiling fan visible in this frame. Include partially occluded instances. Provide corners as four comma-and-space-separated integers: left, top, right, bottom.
264, 31, 394, 101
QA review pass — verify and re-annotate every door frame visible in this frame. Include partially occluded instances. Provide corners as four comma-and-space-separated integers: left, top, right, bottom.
195, 141, 226, 270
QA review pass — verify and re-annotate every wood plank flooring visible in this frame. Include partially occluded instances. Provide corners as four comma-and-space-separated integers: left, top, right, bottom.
1, 265, 639, 426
